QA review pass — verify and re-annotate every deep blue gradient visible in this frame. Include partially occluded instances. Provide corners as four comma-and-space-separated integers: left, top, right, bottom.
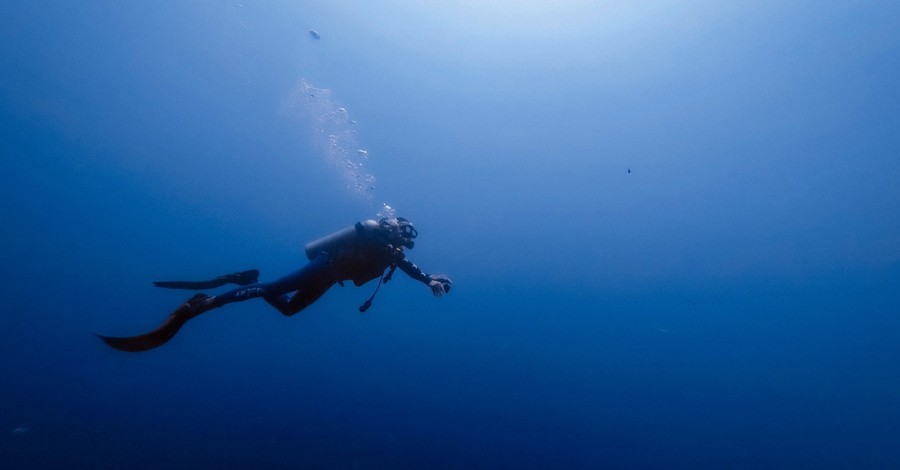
2, 1, 899, 468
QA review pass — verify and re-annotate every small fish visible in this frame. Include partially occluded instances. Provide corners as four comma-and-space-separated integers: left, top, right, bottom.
309, 30, 320, 40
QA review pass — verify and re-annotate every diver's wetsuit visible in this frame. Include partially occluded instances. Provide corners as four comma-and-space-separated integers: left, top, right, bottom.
207, 242, 430, 316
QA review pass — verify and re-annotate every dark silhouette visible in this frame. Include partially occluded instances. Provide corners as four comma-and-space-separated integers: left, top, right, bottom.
98, 218, 452, 352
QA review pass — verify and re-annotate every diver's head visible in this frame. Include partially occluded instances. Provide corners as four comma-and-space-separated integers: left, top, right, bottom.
379, 217, 418, 249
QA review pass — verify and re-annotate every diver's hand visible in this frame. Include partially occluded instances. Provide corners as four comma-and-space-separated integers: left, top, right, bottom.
427, 274, 452, 297
429, 280, 445, 297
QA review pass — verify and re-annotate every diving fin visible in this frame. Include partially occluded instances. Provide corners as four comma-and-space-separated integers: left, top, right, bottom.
153, 269, 259, 290
97, 294, 210, 352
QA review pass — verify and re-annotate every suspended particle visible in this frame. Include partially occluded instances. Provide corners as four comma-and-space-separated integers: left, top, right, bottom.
310, 30, 321, 40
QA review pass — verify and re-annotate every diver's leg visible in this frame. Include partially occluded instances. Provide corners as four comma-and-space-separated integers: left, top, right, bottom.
99, 257, 334, 352
198, 283, 273, 311
263, 294, 293, 314
204, 254, 336, 315
260, 254, 337, 316
264, 278, 334, 316
154, 270, 260, 289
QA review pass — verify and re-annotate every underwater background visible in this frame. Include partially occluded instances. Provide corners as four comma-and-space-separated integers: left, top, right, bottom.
2, 1, 899, 468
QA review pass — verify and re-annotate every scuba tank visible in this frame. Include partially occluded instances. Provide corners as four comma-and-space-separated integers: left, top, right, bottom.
304, 220, 380, 260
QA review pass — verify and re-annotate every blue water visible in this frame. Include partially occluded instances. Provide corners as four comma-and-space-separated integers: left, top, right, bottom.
3, 2, 900, 468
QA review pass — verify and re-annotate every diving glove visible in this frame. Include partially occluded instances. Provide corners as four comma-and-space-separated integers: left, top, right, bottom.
428, 274, 453, 293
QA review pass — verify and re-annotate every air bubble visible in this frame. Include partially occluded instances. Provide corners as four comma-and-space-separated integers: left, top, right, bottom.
284, 80, 378, 201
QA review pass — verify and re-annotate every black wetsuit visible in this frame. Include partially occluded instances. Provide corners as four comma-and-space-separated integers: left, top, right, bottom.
204, 239, 429, 316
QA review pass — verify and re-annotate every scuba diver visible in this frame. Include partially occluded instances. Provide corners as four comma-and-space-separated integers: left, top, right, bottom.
98, 217, 452, 352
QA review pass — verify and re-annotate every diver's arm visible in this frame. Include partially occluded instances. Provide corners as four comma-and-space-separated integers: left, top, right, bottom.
395, 256, 452, 297
395, 256, 429, 283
